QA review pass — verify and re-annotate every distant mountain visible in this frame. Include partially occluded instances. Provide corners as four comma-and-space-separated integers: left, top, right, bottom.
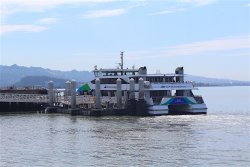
0, 64, 94, 87
185, 74, 250, 86
0, 64, 249, 88
14, 76, 69, 88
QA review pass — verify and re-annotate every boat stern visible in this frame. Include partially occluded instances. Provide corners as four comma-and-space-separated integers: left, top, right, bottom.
160, 96, 207, 115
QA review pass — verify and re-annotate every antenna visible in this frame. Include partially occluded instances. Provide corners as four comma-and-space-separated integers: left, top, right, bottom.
120, 51, 124, 70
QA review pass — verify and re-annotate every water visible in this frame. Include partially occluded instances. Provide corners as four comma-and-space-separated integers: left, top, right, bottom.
0, 86, 250, 167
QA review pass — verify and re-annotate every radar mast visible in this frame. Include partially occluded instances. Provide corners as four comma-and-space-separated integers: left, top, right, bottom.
120, 51, 124, 70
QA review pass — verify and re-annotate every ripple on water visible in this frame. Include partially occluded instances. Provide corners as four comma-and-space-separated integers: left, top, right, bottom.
1, 113, 249, 167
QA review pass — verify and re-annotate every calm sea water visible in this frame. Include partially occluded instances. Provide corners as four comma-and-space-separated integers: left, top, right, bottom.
0, 86, 250, 167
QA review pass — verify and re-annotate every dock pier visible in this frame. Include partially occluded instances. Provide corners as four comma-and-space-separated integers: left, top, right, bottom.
0, 76, 170, 116
38, 77, 149, 116
43, 78, 147, 116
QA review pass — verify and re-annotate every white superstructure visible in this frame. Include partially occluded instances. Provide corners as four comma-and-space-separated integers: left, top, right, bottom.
83, 52, 207, 115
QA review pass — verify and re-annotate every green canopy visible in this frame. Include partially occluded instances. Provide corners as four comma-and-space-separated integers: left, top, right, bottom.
77, 83, 91, 92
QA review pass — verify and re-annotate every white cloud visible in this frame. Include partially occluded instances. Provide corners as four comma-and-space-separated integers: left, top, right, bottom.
126, 36, 250, 59
1, 0, 114, 8
247, 3, 250, 7
150, 7, 186, 15
150, 0, 217, 15
179, 0, 217, 6
164, 36, 249, 56
0, 0, 115, 20
82, 8, 126, 19
36, 18, 60, 24
0, 24, 47, 35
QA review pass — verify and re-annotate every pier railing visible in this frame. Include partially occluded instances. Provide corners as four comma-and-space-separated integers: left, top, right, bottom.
0, 93, 49, 103
60, 96, 118, 105
59, 95, 95, 105
0, 93, 122, 105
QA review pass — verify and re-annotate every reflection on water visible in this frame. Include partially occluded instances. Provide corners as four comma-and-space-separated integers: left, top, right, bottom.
0, 87, 250, 167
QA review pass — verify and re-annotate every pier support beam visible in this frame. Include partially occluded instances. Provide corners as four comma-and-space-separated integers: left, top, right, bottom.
116, 78, 122, 109
70, 80, 76, 109
129, 78, 135, 100
65, 81, 71, 97
95, 78, 101, 109
123, 91, 128, 107
48, 81, 54, 106
138, 77, 144, 100
127, 78, 136, 115
144, 90, 152, 105
137, 77, 148, 116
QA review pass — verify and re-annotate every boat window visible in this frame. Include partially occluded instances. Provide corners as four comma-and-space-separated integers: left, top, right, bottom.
94, 71, 100, 77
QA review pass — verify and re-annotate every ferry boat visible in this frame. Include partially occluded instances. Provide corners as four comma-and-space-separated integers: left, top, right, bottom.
86, 52, 207, 116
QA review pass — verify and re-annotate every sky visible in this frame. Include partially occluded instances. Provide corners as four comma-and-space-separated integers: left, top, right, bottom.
0, 0, 249, 81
